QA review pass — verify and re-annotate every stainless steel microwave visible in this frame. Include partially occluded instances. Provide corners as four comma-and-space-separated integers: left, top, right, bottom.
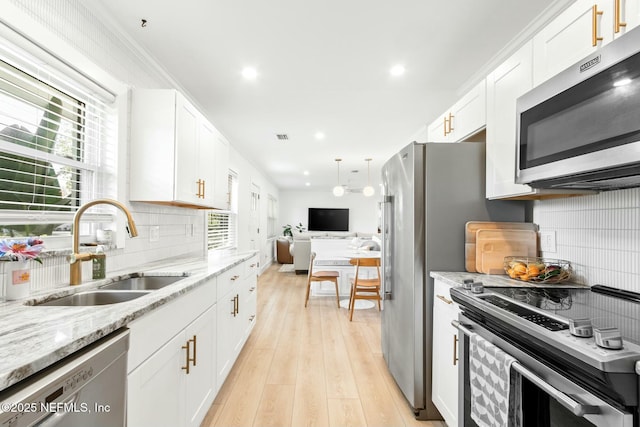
516, 27, 640, 191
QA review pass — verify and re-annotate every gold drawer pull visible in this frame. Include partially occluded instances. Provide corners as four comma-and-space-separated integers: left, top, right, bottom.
436, 294, 453, 305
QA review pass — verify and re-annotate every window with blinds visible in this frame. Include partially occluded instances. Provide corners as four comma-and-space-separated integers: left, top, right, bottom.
0, 52, 116, 238
207, 171, 238, 250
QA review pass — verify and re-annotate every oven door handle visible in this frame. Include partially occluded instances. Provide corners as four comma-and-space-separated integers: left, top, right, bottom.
452, 320, 601, 418
511, 363, 599, 417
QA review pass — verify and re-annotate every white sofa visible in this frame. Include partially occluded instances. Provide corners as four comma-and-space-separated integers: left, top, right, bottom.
292, 231, 379, 274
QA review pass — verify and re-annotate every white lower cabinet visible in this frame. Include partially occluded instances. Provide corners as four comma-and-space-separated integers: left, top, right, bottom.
128, 306, 215, 427
432, 279, 461, 427
216, 255, 258, 387
127, 256, 258, 427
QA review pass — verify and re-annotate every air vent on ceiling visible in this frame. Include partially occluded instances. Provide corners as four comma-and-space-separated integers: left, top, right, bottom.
276, 134, 289, 141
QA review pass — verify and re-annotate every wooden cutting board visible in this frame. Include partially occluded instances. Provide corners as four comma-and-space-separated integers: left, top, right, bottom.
475, 229, 537, 275
464, 221, 536, 272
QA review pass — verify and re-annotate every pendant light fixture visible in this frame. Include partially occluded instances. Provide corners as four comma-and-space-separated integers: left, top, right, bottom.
363, 158, 375, 197
333, 158, 345, 197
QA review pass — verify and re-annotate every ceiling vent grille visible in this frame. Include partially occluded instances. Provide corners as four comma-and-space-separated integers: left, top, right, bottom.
276, 134, 289, 140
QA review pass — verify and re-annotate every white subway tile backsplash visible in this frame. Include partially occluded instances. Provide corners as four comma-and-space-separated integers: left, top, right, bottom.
534, 188, 640, 291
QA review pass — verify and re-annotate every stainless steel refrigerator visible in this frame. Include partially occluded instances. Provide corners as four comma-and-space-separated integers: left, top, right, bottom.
380, 142, 525, 419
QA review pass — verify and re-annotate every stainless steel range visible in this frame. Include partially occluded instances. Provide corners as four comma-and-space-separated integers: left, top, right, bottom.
451, 284, 640, 427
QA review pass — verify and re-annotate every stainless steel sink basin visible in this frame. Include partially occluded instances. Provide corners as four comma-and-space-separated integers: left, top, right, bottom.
36, 290, 151, 306
99, 275, 185, 291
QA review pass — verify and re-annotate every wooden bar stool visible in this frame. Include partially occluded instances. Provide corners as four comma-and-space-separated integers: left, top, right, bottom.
304, 252, 340, 308
348, 257, 381, 321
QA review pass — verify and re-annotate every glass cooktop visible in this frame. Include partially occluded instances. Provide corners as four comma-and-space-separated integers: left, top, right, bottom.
484, 286, 640, 345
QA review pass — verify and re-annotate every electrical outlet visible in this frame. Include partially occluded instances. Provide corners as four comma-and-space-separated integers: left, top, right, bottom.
540, 231, 557, 252
149, 226, 160, 242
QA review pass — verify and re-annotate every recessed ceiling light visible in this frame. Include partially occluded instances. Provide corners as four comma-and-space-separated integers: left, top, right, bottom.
303, 170, 309, 176
305, 182, 311, 186
390, 65, 405, 77
314, 131, 325, 140
242, 67, 258, 80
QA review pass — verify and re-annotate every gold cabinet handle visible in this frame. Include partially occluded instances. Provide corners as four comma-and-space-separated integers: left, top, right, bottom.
181, 341, 191, 374
615, 0, 627, 33
190, 335, 197, 367
250, 263, 257, 268
443, 116, 448, 136
447, 112, 454, 133
592, 5, 604, 46
249, 287, 256, 292
201, 180, 206, 199
436, 294, 453, 305
236, 293, 240, 315
230, 275, 240, 281
453, 335, 459, 366
196, 179, 205, 198
231, 296, 237, 316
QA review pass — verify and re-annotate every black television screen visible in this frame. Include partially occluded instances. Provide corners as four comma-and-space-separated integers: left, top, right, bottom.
308, 208, 349, 231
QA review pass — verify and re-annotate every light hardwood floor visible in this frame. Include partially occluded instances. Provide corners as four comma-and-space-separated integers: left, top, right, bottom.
201, 264, 446, 427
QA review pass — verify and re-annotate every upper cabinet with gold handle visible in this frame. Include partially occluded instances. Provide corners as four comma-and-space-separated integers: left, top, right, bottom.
130, 89, 223, 209
532, 0, 616, 87
427, 80, 485, 143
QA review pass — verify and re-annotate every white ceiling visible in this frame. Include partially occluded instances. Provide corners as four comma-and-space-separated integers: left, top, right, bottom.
94, 0, 568, 193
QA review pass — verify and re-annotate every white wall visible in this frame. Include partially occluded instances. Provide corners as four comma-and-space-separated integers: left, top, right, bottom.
534, 188, 640, 291
279, 190, 379, 234
229, 147, 280, 270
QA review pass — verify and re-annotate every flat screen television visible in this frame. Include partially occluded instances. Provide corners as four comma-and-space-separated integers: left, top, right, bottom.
308, 208, 349, 231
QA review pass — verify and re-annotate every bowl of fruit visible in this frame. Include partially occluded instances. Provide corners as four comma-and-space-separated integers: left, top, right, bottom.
504, 256, 573, 283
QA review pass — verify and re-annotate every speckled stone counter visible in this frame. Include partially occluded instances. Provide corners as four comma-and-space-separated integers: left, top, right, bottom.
0, 251, 257, 392
430, 271, 587, 289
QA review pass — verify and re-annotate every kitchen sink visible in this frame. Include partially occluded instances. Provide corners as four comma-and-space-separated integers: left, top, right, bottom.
99, 275, 185, 291
35, 290, 151, 306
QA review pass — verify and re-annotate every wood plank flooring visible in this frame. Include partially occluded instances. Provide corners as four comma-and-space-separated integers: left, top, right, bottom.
201, 264, 446, 427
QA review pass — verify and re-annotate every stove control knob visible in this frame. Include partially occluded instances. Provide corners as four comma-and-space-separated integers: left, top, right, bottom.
471, 282, 484, 294
462, 279, 474, 290
569, 318, 593, 338
594, 327, 623, 350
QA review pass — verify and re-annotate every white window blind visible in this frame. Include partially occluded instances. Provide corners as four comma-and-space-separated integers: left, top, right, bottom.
207, 171, 238, 250
0, 44, 116, 238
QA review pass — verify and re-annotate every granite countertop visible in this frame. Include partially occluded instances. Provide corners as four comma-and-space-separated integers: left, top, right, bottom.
0, 251, 257, 392
430, 271, 588, 289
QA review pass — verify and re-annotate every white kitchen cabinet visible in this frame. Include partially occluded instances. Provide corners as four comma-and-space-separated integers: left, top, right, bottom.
212, 132, 230, 209
427, 112, 451, 142
126, 275, 217, 427
486, 41, 539, 199
432, 279, 461, 427
216, 255, 258, 387
130, 89, 228, 209
128, 305, 216, 427
533, 0, 615, 86
613, 0, 640, 38
427, 80, 486, 143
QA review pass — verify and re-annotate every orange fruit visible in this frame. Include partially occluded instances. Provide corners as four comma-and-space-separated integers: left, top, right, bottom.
527, 264, 540, 276
512, 263, 527, 275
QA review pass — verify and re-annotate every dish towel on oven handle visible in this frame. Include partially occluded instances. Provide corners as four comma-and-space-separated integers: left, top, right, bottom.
469, 333, 522, 427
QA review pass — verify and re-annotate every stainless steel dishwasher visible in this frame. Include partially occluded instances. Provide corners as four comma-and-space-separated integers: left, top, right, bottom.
0, 328, 129, 427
